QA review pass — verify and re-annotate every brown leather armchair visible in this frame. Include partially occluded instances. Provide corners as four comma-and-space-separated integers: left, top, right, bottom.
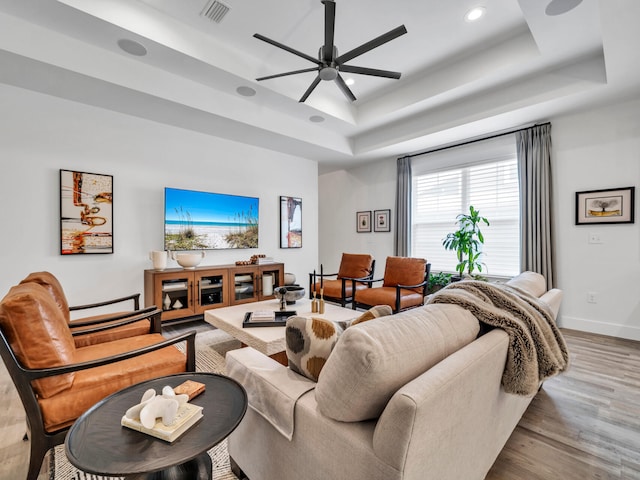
20, 271, 160, 347
309, 253, 375, 307
0, 282, 195, 480
352, 256, 431, 313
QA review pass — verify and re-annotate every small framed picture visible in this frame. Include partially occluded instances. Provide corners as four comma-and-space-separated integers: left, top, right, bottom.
356, 211, 372, 233
374, 209, 391, 232
280, 196, 302, 248
575, 187, 635, 225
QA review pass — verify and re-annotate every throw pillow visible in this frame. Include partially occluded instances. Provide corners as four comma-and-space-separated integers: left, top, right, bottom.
350, 304, 393, 326
285, 316, 342, 381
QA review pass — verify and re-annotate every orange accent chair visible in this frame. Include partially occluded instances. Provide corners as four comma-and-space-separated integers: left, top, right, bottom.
309, 253, 375, 307
0, 282, 195, 480
352, 256, 431, 313
20, 271, 160, 347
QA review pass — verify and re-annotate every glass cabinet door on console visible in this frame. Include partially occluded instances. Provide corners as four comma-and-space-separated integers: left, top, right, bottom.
155, 271, 193, 321
231, 267, 258, 305
258, 264, 284, 301
194, 269, 228, 314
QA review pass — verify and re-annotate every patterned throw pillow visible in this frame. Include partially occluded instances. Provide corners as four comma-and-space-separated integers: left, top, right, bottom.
350, 304, 393, 326
285, 316, 342, 381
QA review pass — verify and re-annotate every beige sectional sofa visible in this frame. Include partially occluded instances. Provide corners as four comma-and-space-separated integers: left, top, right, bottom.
226, 272, 563, 480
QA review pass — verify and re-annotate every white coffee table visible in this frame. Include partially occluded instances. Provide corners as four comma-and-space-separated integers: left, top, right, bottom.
204, 298, 358, 365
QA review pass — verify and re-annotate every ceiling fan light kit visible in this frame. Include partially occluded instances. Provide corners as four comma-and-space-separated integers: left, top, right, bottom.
254, 0, 407, 103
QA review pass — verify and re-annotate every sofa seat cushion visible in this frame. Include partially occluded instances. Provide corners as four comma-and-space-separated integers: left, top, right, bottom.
0, 283, 76, 398
319, 278, 369, 300
355, 287, 423, 310
38, 333, 186, 433
286, 316, 342, 381
315, 304, 479, 422
70, 317, 151, 348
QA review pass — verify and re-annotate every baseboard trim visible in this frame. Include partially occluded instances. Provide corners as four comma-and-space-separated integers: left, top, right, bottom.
559, 315, 640, 341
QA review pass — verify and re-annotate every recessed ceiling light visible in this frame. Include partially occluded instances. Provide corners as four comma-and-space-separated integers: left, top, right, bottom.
309, 115, 325, 123
345, 78, 355, 86
545, 0, 583, 16
117, 38, 147, 56
464, 6, 486, 22
236, 86, 256, 97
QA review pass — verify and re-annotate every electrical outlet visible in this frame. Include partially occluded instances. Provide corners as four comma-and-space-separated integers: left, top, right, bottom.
587, 292, 597, 303
588, 233, 603, 244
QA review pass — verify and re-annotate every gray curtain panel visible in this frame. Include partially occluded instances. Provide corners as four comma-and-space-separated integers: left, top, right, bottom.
395, 156, 412, 256
516, 123, 555, 289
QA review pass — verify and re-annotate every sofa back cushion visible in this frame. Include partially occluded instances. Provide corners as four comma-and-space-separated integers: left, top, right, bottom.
382, 256, 426, 294
315, 304, 479, 422
20, 271, 71, 322
0, 283, 76, 398
337, 253, 374, 279
506, 271, 546, 298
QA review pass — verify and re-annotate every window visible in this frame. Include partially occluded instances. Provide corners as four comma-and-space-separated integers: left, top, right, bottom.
411, 137, 520, 277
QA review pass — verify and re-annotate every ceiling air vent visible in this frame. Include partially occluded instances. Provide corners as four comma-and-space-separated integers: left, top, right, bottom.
200, 0, 230, 23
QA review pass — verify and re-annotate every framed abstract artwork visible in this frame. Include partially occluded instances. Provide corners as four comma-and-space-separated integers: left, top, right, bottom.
356, 211, 371, 233
575, 186, 635, 225
280, 196, 302, 248
60, 169, 113, 254
374, 209, 391, 232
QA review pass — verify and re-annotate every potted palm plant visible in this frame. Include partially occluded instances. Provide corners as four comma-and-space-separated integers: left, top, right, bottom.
442, 205, 490, 280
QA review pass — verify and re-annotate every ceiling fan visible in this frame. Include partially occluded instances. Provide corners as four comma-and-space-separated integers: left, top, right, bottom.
253, 0, 407, 103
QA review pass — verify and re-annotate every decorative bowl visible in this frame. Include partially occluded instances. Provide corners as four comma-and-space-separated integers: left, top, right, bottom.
170, 251, 205, 269
274, 286, 305, 305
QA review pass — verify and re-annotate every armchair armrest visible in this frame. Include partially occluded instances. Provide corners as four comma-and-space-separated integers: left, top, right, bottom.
14, 329, 196, 381
226, 347, 315, 440
69, 293, 140, 312
70, 307, 162, 337
308, 272, 339, 298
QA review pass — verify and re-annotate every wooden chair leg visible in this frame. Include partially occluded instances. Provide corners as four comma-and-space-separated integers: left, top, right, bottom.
26, 439, 48, 480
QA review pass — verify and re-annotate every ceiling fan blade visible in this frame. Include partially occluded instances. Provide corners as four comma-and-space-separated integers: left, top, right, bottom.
335, 25, 407, 65
299, 75, 322, 102
254, 33, 321, 66
335, 74, 357, 102
256, 67, 319, 81
339, 64, 401, 79
321, 0, 336, 62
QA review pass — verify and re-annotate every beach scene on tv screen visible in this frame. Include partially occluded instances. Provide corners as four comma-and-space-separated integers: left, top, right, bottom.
164, 188, 259, 250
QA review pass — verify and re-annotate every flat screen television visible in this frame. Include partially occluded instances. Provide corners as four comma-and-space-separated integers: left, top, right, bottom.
164, 187, 259, 250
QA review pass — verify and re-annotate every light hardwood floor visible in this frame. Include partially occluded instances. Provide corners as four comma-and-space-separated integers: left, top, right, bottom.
0, 327, 638, 479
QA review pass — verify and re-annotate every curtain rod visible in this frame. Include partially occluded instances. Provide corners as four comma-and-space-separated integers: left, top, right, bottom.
403, 122, 551, 159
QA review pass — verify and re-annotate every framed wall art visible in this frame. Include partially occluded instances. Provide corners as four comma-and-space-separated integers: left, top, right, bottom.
60, 169, 113, 254
374, 209, 391, 232
575, 186, 635, 225
280, 196, 302, 248
356, 211, 372, 233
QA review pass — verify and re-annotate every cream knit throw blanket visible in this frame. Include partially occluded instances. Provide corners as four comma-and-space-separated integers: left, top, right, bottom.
426, 280, 569, 396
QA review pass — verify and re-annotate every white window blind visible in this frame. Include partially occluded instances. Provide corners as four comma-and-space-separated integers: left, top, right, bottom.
411, 138, 520, 277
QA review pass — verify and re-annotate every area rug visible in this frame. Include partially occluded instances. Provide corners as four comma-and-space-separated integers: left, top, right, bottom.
50, 328, 242, 480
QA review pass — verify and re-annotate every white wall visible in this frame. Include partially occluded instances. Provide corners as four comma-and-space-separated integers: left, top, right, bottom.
0, 84, 318, 307
318, 160, 396, 278
320, 97, 640, 341
552, 98, 640, 340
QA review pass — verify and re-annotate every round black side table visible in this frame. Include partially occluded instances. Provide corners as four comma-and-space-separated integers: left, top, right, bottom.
65, 372, 247, 480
